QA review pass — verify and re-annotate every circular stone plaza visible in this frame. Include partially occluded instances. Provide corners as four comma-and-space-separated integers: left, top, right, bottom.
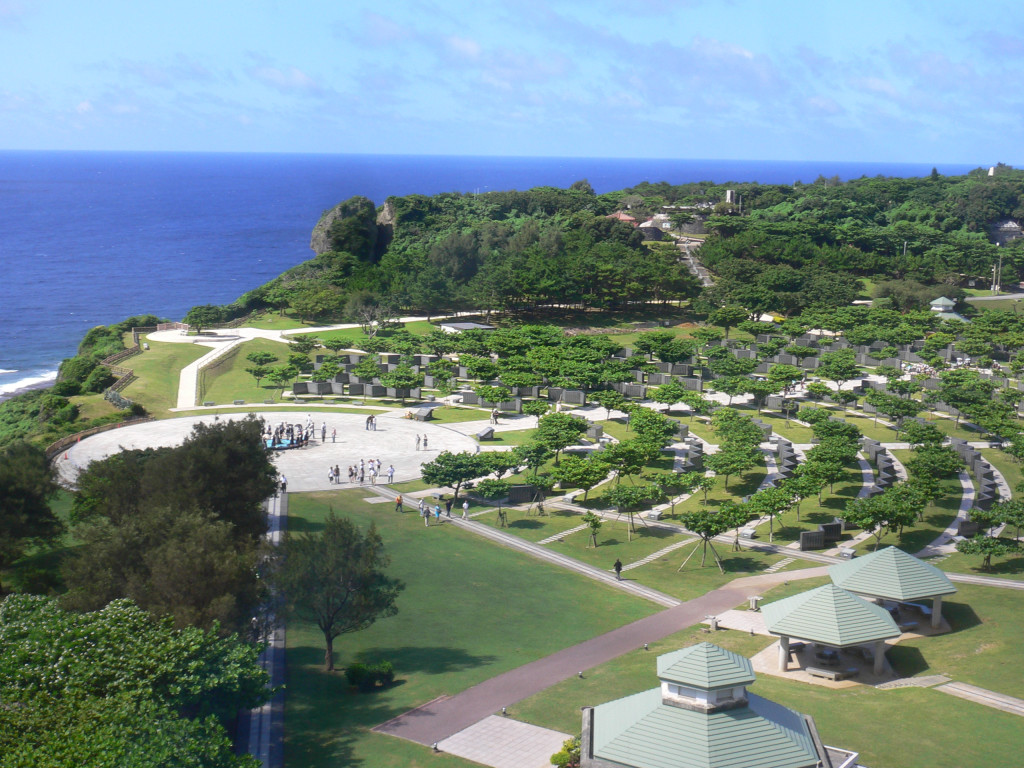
58, 411, 482, 492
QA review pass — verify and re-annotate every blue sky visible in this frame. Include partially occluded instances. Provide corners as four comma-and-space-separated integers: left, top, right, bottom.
2, 0, 1023, 162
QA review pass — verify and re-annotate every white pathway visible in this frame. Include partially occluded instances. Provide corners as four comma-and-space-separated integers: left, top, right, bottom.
437, 716, 569, 768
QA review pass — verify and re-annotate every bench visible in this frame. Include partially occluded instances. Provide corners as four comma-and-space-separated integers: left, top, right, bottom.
837, 547, 855, 559
740, 526, 757, 539
233, 400, 244, 405
475, 427, 495, 440
902, 602, 932, 617
203, 401, 214, 407
806, 666, 859, 681
898, 621, 919, 632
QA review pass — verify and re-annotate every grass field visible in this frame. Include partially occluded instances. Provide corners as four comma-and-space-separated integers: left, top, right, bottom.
510, 581, 1024, 768
122, 339, 209, 412
198, 338, 292, 405
283, 490, 658, 768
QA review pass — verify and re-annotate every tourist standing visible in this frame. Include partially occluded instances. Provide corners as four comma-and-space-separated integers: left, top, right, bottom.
415, 434, 421, 451
434, 503, 441, 521
445, 498, 453, 518
387, 464, 395, 483
423, 434, 429, 450
462, 499, 469, 519
331, 428, 337, 443
395, 494, 403, 513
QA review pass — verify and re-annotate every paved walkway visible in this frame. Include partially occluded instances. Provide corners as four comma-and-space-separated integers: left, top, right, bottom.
436, 716, 569, 768
58, 411, 477, 491
374, 567, 829, 747
935, 682, 1024, 716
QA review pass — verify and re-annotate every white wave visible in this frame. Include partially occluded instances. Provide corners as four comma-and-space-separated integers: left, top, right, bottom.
0, 369, 17, 374
0, 370, 59, 397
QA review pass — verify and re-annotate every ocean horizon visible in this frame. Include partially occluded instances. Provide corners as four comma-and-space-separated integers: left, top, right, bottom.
0, 151, 980, 400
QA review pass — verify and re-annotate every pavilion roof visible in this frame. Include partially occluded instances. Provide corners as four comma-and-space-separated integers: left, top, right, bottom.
656, 642, 755, 690
593, 689, 819, 768
829, 546, 957, 602
761, 584, 900, 647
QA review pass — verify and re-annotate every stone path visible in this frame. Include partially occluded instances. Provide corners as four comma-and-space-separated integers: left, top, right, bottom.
935, 682, 1024, 716
374, 568, 830, 748
436, 716, 569, 768
875, 674, 950, 690
60, 411, 477, 492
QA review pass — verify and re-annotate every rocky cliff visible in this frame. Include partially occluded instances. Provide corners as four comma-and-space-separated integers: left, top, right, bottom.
309, 196, 395, 260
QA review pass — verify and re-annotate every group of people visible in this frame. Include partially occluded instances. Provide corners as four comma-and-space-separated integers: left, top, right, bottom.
405, 495, 470, 525
264, 420, 313, 448
330, 457, 396, 485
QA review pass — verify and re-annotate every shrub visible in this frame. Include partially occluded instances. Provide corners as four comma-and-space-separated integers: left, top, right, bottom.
344, 660, 395, 692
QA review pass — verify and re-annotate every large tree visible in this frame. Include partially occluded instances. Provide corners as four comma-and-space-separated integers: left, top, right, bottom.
534, 412, 589, 464
0, 442, 61, 594
420, 451, 489, 500
276, 513, 403, 671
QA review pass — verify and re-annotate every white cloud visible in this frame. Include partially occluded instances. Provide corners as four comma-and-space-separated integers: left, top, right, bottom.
446, 36, 482, 59
75, 100, 93, 114
248, 65, 324, 95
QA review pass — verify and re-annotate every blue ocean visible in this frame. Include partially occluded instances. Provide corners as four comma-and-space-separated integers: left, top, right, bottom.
0, 151, 978, 399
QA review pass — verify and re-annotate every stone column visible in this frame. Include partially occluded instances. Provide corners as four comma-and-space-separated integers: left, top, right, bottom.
931, 595, 943, 629
778, 636, 790, 672
873, 640, 885, 676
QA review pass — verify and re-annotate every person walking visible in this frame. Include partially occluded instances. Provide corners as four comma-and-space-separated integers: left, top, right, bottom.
462, 499, 469, 519
434, 503, 441, 521
445, 497, 453, 517
321, 423, 327, 442
387, 464, 395, 483
422, 503, 430, 527
334, 465, 340, 484
418, 498, 426, 518
328, 466, 335, 484
371, 415, 377, 431
613, 559, 623, 581
422, 434, 429, 450
415, 434, 421, 451
359, 467, 365, 484
395, 494, 403, 513
369, 467, 377, 485
331, 428, 336, 443
280, 475, 287, 493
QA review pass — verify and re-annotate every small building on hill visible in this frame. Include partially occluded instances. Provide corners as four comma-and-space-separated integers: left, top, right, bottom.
580, 642, 859, 768
929, 296, 968, 323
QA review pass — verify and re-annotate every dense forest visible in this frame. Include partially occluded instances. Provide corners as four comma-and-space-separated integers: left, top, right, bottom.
184, 164, 1024, 324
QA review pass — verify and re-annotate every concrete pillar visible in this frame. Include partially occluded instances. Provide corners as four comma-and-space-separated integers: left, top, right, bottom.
581, 707, 595, 766
932, 595, 943, 629
874, 640, 885, 676
778, 636, 790, 672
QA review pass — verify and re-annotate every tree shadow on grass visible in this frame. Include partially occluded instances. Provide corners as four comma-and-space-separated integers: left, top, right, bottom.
508, 519, 544, 530
975, 554, 1024, 576
290, 644, 498, 678
718, 555, 771, 574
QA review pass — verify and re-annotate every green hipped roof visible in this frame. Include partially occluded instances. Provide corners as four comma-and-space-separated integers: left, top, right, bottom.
829, 546, 957, 602
931, 296, 956, 308
593, 688, 819, 768
656, 642, 755, 690
761, 584, 900, 647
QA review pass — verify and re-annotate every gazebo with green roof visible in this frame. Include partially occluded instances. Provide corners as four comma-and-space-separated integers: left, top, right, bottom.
829, 545, 956, 629
761, 584, 901, 675
581, 642, 838, 768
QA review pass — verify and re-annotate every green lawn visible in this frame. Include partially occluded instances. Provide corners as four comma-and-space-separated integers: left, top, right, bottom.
745, 412, 815, 444
662, 465, 768, 520
283, 490, 658, 768
122, 339, 209, 413
510, 581, 1024, 768
295, 320, 437, 346
476, 428, 536, 447
238, 311, 314, 330
473, 506, 588, 543
198, 338, 293, 405
937, 551, 1024, 580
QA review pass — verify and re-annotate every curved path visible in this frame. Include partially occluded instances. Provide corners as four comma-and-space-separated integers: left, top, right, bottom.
59, 410, 477, 490
145, 316, 437, 410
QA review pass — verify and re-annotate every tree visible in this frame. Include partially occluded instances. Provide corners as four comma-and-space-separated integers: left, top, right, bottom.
704, 444, 760, 491
955, 535, 1018, 571
420, 451, 489, 500
708, 305, 748, 340
817, 349, 861, 391
513, 442, 552, 477
932, 369, 996, 427
245, 365, 272, 387
380, 364, 426, 404
747, 485, 795, 543
582, 512, 603, 548
0, 595, 269, 767
534, 412, 589, 464
844, 484, 924, 550
767, 364, 804, 386
522, 399, 551, 418
475, 384, 511, 406
744, 379, 783, 414
0, 442, 61, 594
352, 354, 383, 383
245, 351, 277, 367
183, 304, 224, 334
277, 513, 403, 671
552, 455, 610, 501
901, 420, 945, 447
677, 508, 730, 573
590, 389, 627, 420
